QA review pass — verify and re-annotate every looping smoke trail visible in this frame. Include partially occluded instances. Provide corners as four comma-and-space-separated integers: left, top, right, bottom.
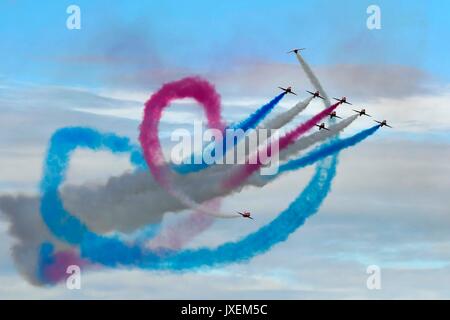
139, 77, 240, 218
72, 155, 339, 270
36, 113, 369, 272
40, 127, 137, 245
37, 81, 356, 271
31, 52, 377, 280
37, 123, 380, 272
222, 103, 340, 190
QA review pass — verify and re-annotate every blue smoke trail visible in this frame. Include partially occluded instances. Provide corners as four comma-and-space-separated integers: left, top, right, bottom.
37, 125, 343, 269
47, 128, 378, 269
174, 93, 286, 174
40, 127, 140, 245
40, 154, 337, 269
229, 92, 286, 131
276, 126, 380, 176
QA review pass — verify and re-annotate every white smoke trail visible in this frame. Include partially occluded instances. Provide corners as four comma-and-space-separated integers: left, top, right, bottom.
295, 52, 331, 106
279, 114, 358, 161
0, 114, 358, 236
0, 196, 74, 286
259, 96, 314, 130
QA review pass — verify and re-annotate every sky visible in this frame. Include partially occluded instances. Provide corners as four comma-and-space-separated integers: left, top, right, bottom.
0, 0, 450, 299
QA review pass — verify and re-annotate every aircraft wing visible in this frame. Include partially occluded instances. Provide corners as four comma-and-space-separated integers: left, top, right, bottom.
287, 48, 305, 53
278, 87, 286, 91
306, 90, 314, 95
344, 101, 353, 105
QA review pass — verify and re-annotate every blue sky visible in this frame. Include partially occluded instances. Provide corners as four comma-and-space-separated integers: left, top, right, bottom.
1, 0, 449, 88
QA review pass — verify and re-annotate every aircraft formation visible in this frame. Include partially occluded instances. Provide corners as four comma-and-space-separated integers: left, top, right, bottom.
237, 48, 392, 220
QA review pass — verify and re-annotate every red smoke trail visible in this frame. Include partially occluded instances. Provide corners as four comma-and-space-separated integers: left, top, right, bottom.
139, 76, 225, 188
222, 103, 340, 190
42, 250, 89, 284
139, 77, 240, 218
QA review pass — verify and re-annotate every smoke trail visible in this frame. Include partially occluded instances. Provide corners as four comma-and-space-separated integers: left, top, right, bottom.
33, 54, 358, 278
262, 102, 340, 153
39, 246, 89, 285
1, 112, 349, 285
279, 114, 358, 160
34, 119, 359, 268
230, 96, 315, 162
36, 107, 346, 236
259, 96, 313, 130
36, 99, 360, 272
139, 77, 241, 219
0, 48, 366, 284
31, 91, 314, 237
295, 52, 330, 105
37, 58, 342, 248
37, 62, 342, 246
276, 125, 380, 175
67, 156, 339, 269
0, 195, 70, 286
147, 199, 220, 251
136, 129, 382, 270
230, 92, 286, 131
174, 92, 286, 174
40, 127, 137, 245
71, 48, 348, 271
35, 101, 369, 273
197, 95, 313, 173
36, 121, 379, 274
33, 116, 353, 237
222, 103, 340, 190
